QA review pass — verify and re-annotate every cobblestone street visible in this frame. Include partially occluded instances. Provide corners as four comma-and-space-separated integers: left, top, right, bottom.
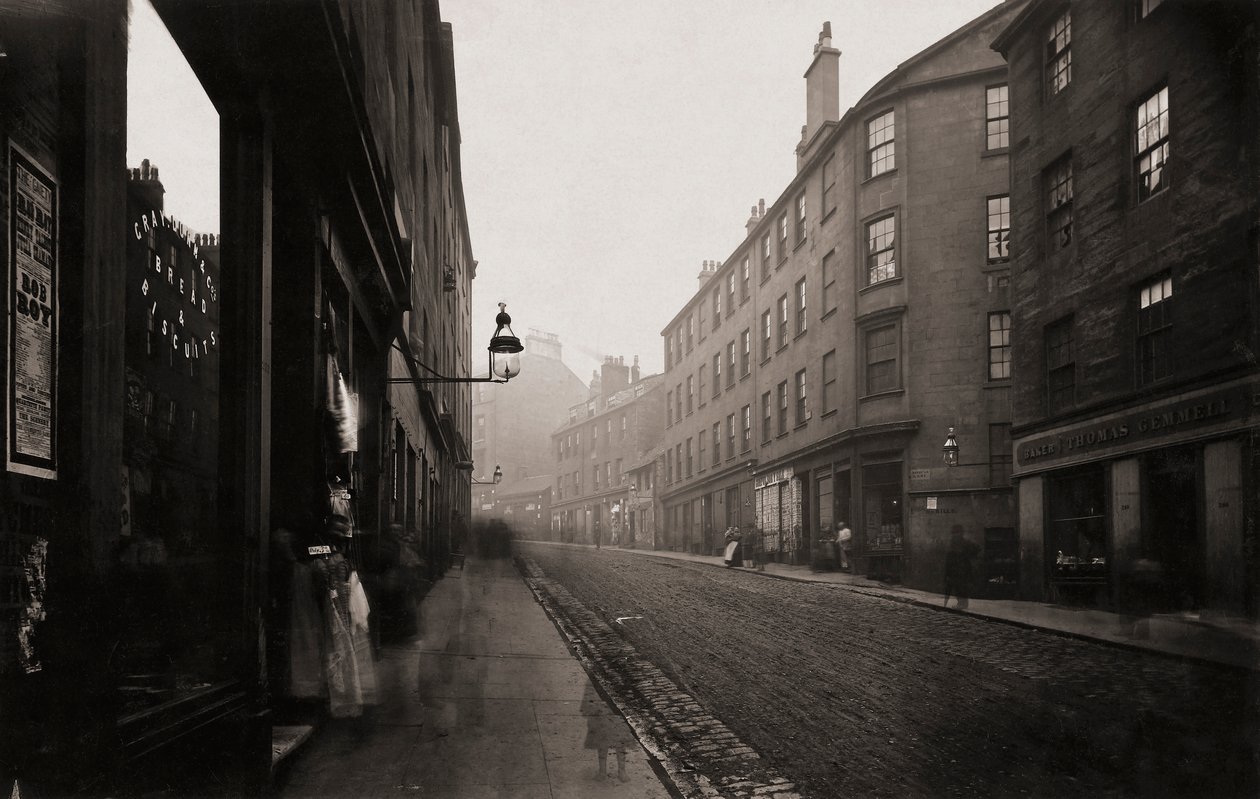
519, 544, 1259, 799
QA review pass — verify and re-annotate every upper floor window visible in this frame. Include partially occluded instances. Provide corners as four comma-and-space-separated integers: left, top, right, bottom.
685, 438, 693, 478
741, 405, 752, 452
986, 84, 1009, 150
712, 353, 722, 398
1045, 155, 1073, 252
698, 365, 706, 404
740, 257, 750, 302
726, 341, 736, 388
1136, 86, 1169, 201
1137, 273, 1173, 385
761, 310, 772, 361
740, 329, 751, 376
794, 369, 807, 426
989, 423, 1012, 487
726, 273, 736, 316
776, 381, 789, 435
686, 314, 694, 351
865, 324, 899, 394
821, 350, 837, 414
761, 391, 772, 443
777, 295, 789, 349
867, 110, 895, 177
698, 428, 706, 471
821, 250, 836, 315
675, 385, 682, 422
761, 234, 772, 282
1046, 316, 1076, 413
795, 193, 807, 243
989, 311, 1012, 380
712, 423, 721, 467
822, 154, 837, 217
795, 277, 807, 335
866, 214, 897, 285
666, 334, 674, 370
686, 375, 694, 415
988, 195, 1011, 264
666, 390, 673, 426
778, 213, 789, 261
1046, 10, 1072, 97
712, 287, 721, 329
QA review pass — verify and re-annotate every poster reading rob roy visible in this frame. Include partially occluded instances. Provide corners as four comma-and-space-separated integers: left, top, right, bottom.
7, 144, 58, 480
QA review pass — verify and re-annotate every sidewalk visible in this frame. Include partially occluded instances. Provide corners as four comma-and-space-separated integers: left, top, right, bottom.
276, 555, 673, 798
544, 542, 1260, 673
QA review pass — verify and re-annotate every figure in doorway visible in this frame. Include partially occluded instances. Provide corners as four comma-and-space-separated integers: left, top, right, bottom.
943, 524, 979, 610
836, 521, 853, 572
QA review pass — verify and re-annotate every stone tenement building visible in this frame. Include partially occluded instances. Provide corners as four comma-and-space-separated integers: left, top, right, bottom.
659, 3, 1025, 592
993, 0, 1260, 616
552, 357, 664, 546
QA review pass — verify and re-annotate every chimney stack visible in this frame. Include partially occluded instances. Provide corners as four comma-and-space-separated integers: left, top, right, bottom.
128, 157, 166, 212
798, 21, 840, 169
697, 259, 720, 291
631, 355, 640, 384
601, 356, 631, 400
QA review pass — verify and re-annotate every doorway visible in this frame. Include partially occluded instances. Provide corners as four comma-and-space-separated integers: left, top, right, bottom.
1144, 446, 1201, 611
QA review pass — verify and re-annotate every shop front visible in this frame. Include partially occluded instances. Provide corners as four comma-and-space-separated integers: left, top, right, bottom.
859, 459, 905, 581
1014, 378, 1260, 615
753, 467, 801, 564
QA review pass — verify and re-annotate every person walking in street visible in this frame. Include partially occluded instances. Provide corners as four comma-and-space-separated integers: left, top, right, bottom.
943, 524, 979, 610
836, 521, 853, 572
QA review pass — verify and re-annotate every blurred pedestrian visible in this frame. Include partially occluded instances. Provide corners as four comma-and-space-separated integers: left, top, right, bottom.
581, 681, 632, 782
836, 521, 853, 571
943, 524, 979, 610
723, 527, 743, 568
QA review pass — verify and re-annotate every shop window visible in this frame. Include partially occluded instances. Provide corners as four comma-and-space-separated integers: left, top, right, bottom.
816, 473, 834, 543
1048, 467, 1108, 597
862, 461, 904, 554
1046, 9, 1072, 97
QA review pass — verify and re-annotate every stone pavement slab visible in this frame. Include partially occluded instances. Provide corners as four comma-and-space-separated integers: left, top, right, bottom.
276, 556, 673, 799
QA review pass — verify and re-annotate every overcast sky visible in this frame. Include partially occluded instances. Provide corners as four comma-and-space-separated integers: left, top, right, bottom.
128, 0, 1004, 384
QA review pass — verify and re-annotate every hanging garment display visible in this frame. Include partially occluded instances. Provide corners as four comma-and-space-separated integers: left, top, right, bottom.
325, 354, 358, 454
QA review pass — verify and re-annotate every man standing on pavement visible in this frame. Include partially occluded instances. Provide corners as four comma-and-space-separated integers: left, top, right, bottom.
836, 521, 853, 571
943, 524, 979, 610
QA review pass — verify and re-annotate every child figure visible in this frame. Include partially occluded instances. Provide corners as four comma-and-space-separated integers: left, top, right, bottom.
581, 681, 631, 782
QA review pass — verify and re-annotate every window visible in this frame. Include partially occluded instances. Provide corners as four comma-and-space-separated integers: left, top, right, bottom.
794, 369, 807, 426
621, 414, 627, 440
986, 85, 1009, 150
666, 334, 674, 370
795, 193, 807, 243
761, 392, 772, 443
761, 234, 771, 282
867, 110, 895, 177
666, 390, 673, 426
686, 375, 694, 415
740, 257, 750, 302
821, 250, 836, 315
592, 423, 598, 446
727, 273, 735, 316
685, 438, 693, 478
666, 453, 673, 483
1045, 155, 1073, 251
712, 423, 721, 467
777, 295, 789, 349
606, 461, 612, 486
741, 406, 751, 452
594, 465, 601, 490
989, 423, 1012, 487
761, 310, 772, 360
1046, 10, 1071, 96
726, 341, 736, 388
740, 329, 751, 376
865, 324, 899, 394
675, 385, 682, 422
1136, 86, 1169, 201
712, 287, 721, 329
698, 430, 706, 471
987, 195, 1011, 264
822, 350, 836, 414
1137, 273, 1173, 385
699, 298, 706, 338
675, 444, 682, 482
777, 381, 788, 435
989, 312, 1012, 380
866, 214, 897, 285
1046, 317, 1076, 413
727, 414, 736, 459
778, 212, 788, 261
712, 353, 721, 398
822, 154, 837, 217
795, 277, 807, 335
698, 365, 706, 404
686, 314, 694, 351
616, 459, 623, 483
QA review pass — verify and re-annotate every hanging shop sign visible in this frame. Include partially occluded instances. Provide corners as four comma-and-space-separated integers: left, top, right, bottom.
6, 144, 58, 480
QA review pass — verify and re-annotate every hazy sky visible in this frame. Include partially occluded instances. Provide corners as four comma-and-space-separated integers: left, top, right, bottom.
127, 0, 1004, 383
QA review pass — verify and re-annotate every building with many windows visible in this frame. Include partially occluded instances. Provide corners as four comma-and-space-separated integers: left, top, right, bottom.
551, 358, 664, 546
659, 5, 1025, 591
994, 0, 1260, 616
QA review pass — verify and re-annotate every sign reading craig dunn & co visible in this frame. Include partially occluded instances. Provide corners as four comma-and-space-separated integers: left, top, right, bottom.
1016, 382, 1259, 470
7, 144, 58, 480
